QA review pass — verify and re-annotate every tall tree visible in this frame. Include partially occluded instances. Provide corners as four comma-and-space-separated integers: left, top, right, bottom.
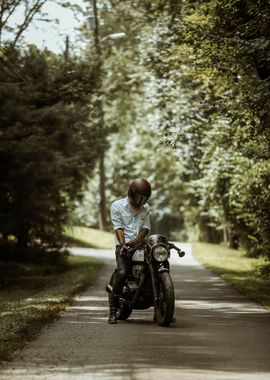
142, 0, 270, 255
0, 45, 102, 249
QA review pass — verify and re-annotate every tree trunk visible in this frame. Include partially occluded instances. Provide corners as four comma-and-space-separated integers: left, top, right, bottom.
17, 226, 29, 250
223, 226, 239, 249
99, 148, 107, 230
228, 230, 239, 249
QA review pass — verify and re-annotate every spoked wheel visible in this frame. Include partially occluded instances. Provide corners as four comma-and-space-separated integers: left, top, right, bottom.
108, 271, 132, 321
154, 272, 175, 326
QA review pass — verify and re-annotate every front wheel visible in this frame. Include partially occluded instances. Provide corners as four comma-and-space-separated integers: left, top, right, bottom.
117, 301, 132, 321
154, 272, 175, 326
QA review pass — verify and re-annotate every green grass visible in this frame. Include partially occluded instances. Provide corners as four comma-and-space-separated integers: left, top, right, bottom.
192, 242, 270, 310
64, 226, 115, 249
0, 255, 103, 363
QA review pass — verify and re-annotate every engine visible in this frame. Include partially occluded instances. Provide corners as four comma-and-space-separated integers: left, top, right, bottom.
132, 264, 145, 279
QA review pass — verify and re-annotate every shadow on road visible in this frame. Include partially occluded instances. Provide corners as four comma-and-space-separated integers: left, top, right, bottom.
2, 249, 270, 380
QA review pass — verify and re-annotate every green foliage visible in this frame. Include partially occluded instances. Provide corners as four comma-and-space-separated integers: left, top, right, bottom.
70, 1, 187, 238
0, 45, 102, 249
136, 0, 270, 255
77, 0, 270, 255
229, 161, 270, 256
3, 0, 268, 258
107, 124, 186, 238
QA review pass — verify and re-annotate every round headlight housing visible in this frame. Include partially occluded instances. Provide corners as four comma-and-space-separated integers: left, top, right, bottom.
152, 244, 169, 262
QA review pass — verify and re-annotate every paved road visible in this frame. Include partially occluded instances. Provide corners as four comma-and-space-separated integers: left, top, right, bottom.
1, 244, 270, 380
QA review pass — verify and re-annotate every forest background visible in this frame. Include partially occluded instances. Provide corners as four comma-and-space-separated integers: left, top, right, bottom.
1, 0, 270, 261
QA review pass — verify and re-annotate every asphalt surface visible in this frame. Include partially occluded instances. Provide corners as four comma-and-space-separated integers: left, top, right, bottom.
1, 244, 270, 380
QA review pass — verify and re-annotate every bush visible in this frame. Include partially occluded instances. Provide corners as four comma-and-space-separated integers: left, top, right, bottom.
229, 161, 270, 257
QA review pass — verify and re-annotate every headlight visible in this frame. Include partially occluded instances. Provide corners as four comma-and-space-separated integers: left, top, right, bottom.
152, 244, 169, 262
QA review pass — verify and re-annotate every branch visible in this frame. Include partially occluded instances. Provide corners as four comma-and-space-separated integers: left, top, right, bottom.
0, 0, 21, 45
11, 0, 47, 49
1, 0, 22, 28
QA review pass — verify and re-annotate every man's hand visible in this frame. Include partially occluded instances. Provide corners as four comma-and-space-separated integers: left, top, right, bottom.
119, 243, 129, 255
128, 229, 149, 248
127, 238, 139, 248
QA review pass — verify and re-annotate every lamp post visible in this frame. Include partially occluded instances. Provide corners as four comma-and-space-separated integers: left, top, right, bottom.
90, 0, 125, 231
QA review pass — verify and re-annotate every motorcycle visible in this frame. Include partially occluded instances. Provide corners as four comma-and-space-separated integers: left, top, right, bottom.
106, 234, 185, 326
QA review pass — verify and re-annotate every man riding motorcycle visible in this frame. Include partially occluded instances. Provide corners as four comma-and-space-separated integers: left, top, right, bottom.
108, 178, 152, 324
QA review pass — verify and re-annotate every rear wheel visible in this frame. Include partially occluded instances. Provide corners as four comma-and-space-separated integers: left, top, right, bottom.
154, 272, 175, 326
108, 271, 132, 321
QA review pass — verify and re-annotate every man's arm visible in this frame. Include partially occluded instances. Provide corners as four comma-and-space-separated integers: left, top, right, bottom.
128, 228, 149, 247
115, 228, 126, 246
111, 203, 128, 253
115, 228, 129, 253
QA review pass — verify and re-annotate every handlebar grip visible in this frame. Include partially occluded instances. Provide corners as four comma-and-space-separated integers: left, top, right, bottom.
169, 243, 185, 257
178, 250, 185, 257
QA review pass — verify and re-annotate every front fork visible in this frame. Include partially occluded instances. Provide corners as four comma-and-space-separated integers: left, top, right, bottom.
148, 262, 158, 302
148, 261, 170, 303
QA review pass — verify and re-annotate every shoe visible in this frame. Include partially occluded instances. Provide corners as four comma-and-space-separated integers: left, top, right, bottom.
108, 308, 118, 324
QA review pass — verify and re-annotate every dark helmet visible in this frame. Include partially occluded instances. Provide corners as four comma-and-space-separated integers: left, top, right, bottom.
128, 178, 152, 208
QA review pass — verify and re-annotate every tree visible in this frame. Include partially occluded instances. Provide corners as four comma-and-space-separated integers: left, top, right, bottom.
0, 45, 103, 249
76, 0, 154, 228
141, 0, 270, 255
63, 0, 270, 257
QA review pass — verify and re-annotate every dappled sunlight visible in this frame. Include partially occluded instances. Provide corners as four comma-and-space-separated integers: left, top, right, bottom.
2, 252, 270, 379
25, 297, 61, 302
2, 366, 270, 380
1, 364, 141, 380
178, 299, 269, 314
1, 0, 270, 377
70, 248, 115, 260
64, 320, 104, 324
69, 306, 108, 311
74, 296, 108, 302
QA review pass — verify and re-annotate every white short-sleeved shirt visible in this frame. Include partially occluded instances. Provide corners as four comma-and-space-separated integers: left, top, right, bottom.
110, 196, 151, 245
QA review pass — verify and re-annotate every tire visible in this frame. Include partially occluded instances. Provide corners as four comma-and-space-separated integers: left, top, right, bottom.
154, 272, 175, 326
117, 302, 132, 320
108, 270, 132, 321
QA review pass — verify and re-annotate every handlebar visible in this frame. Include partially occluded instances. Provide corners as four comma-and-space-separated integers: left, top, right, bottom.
122, 240, 185, 258
169, 243, 185, 257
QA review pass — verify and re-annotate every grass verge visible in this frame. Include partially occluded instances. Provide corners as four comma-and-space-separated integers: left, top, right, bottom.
192, 242, 270, 310
64, 226, 114, 249
0, 255, 103, 363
